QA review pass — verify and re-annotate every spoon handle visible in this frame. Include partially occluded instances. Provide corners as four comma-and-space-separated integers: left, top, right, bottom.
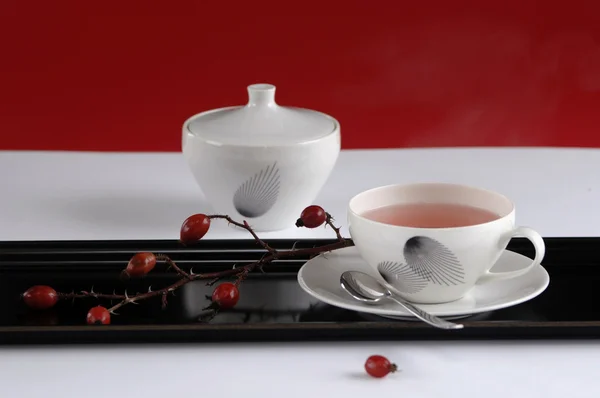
386, 296, 464, 330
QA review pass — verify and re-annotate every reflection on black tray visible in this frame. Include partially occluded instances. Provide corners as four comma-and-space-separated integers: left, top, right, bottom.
0, 273, 555, 327
1, 237, 600, 344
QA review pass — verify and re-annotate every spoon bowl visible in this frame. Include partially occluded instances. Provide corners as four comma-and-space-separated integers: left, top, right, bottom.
340, 271, 388, 304
340, 271, 464, 330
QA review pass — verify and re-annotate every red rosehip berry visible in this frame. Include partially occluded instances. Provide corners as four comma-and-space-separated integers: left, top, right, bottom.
22, 285, 59, 310
180, 214, 211, 244
364, 355, 398, 378
86, 306, 111, 325
124, 252, 156, 277
296, 205, 327, 228
211, 282, 240, 309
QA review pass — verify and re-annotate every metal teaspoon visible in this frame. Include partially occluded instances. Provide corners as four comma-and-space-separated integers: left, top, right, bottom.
340, 270, 464, 330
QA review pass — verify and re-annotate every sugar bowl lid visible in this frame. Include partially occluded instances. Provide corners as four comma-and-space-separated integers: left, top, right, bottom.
185, 84, 339, 146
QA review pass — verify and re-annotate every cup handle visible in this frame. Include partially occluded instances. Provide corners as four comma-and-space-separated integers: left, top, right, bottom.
477, 226, 545, 285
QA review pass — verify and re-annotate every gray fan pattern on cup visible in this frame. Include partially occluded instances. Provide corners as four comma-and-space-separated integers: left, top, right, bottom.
403, 236, 464, 286
377, 236, 465, 294
377, 261, 429, 294
233, 162, 281, 218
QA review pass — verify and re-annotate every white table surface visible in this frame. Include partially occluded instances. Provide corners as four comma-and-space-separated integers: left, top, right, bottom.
1, 148, 600, 397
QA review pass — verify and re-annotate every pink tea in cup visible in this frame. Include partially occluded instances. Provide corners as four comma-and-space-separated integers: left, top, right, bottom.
361, 203, 501, 228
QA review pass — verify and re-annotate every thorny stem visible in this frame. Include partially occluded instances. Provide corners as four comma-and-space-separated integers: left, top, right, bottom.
325, 212, 345, 242
209, 215, 277, 254
155, 254, 191, 279
59, 291, 126, 301
57, 212, 353, 317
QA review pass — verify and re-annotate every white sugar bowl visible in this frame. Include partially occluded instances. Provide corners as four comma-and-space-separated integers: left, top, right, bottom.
182, 84, 341, 231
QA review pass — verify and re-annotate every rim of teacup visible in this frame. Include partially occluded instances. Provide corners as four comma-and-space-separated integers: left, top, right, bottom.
347, 182, 515, 231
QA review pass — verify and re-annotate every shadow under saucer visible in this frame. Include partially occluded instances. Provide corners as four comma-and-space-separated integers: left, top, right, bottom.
357, 310, 495, 322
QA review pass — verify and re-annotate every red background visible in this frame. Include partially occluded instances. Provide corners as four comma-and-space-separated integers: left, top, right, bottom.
2, 1, 600, 151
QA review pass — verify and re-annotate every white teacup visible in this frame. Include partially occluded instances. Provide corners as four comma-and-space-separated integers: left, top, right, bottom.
347, 183, 545, 304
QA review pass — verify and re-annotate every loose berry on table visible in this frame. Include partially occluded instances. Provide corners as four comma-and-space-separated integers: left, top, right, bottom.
364, 355, 398, 378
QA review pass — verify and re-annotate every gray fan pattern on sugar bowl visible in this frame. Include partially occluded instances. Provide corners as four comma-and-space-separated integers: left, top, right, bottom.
233, 162, 281, 218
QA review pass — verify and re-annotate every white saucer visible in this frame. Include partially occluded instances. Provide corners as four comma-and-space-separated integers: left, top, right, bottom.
297, 246, 550, 318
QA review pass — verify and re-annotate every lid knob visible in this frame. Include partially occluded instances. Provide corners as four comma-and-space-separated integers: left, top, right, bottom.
247, 84, 276, 108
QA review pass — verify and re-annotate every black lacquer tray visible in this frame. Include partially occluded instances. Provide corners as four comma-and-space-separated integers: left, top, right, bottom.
0, 237, 599, 345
